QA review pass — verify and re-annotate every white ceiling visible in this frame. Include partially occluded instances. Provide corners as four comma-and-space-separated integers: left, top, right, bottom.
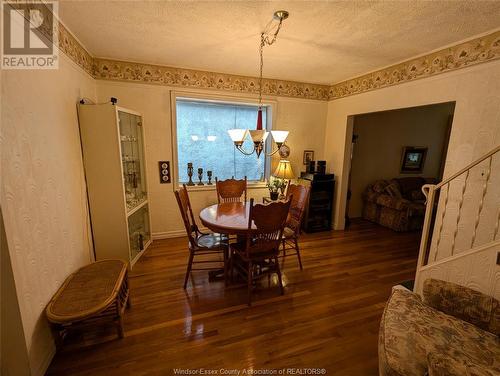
59, 1, 500, 85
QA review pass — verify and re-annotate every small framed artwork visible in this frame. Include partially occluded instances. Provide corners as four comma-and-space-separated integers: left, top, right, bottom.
303, 150, 314, 165
400, 147, 427, 174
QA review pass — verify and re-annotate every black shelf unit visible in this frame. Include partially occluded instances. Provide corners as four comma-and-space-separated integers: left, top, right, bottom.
299, 173, 335, 233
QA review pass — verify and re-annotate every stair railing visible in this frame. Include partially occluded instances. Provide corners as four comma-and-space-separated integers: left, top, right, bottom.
415, 145, 500, 282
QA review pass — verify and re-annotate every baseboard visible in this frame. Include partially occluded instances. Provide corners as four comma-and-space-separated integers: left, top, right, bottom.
152, 230, 185, 239
152, 227, 210, 240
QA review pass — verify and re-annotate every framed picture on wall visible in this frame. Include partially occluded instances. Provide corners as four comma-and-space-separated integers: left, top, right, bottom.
400, 146, 428, 173
303, 150, 314, 165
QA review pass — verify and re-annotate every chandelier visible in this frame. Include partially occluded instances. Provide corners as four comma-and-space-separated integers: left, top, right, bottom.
228, 10, 290, 158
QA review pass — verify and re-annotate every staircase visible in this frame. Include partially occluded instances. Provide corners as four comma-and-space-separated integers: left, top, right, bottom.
414, 145, 500, 298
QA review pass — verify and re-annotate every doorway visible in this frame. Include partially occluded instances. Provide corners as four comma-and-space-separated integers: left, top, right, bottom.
345, 102, 455, 228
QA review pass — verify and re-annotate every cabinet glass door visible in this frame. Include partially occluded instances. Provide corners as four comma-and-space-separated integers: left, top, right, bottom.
118, 111, 147, 211
128, 204, 151, 258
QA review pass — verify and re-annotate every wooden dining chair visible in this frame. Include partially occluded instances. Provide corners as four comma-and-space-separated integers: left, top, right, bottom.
174, 184, 228, 289
215, 176, 247, 203
281, 183, 310, 270
230, 198, 292, 306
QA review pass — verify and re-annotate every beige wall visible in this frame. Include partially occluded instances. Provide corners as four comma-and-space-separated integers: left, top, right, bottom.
1, 54, 96, 375
349, 103, 454, 218
325, 60, 500, 230
95, 81, 328, 237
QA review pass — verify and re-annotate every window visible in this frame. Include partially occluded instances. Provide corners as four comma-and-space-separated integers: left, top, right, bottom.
175, 98, 270, 184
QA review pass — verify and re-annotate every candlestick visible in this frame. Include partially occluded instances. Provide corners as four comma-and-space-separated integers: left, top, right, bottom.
197, 168, 204, 186
187, 163, 195, 186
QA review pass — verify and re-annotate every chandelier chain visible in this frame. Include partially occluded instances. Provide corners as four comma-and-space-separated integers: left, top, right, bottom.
259, 35, 264, 107
259, 17, 284, 107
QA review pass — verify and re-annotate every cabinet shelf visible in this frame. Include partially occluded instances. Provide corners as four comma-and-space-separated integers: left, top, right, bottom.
130, 239, 151, 267
127, 199, 148, 216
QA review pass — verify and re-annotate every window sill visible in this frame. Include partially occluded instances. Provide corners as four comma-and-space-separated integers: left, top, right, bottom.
179, 181, 268, 192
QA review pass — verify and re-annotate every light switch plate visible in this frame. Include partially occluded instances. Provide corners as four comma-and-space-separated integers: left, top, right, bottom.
158, 161, 171, 184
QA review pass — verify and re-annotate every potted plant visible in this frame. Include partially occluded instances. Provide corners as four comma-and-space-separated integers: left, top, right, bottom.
267, 177, 284, 200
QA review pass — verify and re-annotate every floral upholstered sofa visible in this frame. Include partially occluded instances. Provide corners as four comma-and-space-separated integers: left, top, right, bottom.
379, 279, 500, 376
362, 177, 437, 232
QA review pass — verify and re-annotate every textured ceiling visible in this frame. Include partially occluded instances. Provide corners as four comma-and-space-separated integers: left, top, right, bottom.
59, 1, 500, 85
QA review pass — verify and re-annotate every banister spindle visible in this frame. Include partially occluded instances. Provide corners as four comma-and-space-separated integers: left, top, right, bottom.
494, 207, 500, 241
451, 170, 469, 255
434, 183, 450, 262
471, 156, 493, 248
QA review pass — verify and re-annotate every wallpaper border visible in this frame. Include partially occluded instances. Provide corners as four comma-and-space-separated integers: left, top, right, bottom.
57, 22, 500, 102
58, 22, 94, 76
93, 57, 330, 100
328, 30, 500, 100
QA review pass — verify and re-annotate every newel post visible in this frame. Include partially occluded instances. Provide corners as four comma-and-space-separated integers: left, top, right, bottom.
413, 184, 436, 294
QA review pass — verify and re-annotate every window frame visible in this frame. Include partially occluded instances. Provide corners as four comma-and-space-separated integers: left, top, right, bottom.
170, 90, 277, 191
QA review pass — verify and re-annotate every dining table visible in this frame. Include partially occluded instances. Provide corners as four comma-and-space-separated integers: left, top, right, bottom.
199, 201, 256, 282
199, 201, 255, 235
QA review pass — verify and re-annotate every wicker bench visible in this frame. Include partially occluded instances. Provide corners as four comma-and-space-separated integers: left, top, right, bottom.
46, 260, 130, 347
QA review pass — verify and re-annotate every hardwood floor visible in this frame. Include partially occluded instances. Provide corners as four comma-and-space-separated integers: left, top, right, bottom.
47, 220, 421, 375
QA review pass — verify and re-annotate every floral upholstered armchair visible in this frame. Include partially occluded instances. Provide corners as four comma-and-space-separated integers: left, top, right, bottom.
362, 177, 436, 232
379, 279, 500, 376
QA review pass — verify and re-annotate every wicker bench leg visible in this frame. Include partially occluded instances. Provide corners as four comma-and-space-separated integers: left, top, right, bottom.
114, 275, 129, 339
115, 297, 125, 339
125, 272, 131, 309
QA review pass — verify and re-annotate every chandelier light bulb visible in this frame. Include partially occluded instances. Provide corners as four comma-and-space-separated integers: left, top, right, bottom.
227, 129, 248, 144
270, 130, 289, 144
249, 129, 268, 144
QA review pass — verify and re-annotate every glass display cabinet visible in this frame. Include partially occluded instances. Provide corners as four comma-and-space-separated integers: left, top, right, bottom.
77, 103, 152, 268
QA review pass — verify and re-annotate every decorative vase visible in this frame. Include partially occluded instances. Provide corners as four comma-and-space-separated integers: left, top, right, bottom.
270, 191, 279, 201
207, 170, 213, 185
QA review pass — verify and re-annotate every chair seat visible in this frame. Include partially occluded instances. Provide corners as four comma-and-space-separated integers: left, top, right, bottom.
282, 226, 296, 239
195, 233, 227, 249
